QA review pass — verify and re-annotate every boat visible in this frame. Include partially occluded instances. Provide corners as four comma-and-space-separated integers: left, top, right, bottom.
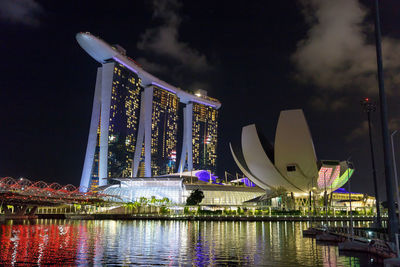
303, 226, 325, 237
316, 231, 346, 242
339, 238, 397, 259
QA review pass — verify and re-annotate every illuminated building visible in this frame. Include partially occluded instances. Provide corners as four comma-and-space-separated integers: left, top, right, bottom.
133, 85, 179, 177
330, 188, 376, 209
79, 61, 142, 190
101, 173, 264, 205
230, 109, 354, 195
191, 102, 219, 174
76, 32, 221, 192
108, 63, 142, 178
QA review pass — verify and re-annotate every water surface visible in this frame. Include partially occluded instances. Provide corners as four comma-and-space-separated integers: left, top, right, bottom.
0, 219, 381, 266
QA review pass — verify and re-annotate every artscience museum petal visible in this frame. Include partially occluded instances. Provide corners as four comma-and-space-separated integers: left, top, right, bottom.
230, 109, 354, 194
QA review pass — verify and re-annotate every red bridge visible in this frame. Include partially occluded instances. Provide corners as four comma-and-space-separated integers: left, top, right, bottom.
0, 177, 107, 217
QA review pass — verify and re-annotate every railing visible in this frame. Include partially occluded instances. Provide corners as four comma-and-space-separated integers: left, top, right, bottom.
328, 226, 389, 241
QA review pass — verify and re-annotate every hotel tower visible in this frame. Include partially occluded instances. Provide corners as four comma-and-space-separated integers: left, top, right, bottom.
76, 32, 221, 192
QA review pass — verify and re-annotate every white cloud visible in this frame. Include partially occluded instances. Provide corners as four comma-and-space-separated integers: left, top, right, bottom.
292, 0, 400, 96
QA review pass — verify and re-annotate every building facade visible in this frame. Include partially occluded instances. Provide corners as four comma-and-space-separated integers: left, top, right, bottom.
101, 177, 265, 205
191, 102, 219, 174
132, 85, 180, 177
77, 32, 221, 192
108, 63, 142, 178
230, 110, 354, 195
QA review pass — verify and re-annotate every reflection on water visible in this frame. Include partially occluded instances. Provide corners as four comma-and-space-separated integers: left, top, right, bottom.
0, 219, 381, 266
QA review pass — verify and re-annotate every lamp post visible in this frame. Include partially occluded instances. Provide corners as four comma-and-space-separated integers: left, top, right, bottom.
361, 97, 381, 228
373, 0, 398, 241
390, 130, 400, 223
347, 160, 354, 238
324, 169, 328, 226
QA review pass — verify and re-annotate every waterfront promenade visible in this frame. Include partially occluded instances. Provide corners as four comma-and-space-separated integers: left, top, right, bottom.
23, 203, 382, 222
60, 213, 382, 222
30, 206, 383, 222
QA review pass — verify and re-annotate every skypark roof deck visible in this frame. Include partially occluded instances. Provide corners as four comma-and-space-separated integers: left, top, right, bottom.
76, 32, 221, 109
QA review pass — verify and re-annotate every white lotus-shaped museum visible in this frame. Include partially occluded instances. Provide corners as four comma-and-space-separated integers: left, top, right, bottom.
230, 109, 353, 195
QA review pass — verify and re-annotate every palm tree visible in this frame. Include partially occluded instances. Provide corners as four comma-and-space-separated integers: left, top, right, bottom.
150, 196, 157, 205
139, 197, 148, 205
139, 197, 149, 213
132, 201, 141, 214
161, 197, 170, 206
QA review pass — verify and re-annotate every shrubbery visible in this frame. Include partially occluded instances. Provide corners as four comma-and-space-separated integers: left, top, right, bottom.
197, 209, 223, 215
159, 206, 170, 214
254, 209, 262, 215
271, 210, 301, 215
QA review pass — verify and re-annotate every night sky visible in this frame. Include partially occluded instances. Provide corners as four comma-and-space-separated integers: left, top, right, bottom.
1, 0, 400, 198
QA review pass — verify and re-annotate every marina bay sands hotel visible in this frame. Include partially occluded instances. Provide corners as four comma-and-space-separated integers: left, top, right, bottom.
76, 32, 221, 192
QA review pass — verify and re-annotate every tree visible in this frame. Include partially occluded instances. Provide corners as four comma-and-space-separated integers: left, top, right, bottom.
133, 201, 141, 209
150, 196, 157, 205
161, 197, 170, 206
186, 189, 204, 205
139, 197, 148, 205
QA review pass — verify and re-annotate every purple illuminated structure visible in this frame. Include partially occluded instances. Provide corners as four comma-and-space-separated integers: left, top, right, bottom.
195, 170, 218, 184
242, 178, 256, 187
332, 188, 359, 195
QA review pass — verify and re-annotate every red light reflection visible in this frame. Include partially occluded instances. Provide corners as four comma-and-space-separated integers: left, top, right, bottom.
0, 221, 97, 265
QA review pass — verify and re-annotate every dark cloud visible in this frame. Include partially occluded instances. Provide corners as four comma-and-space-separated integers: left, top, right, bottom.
187, 81, 211, 92
137, 0, 211, 72
346, 121, 368, 142
0, 0, 43, 27
135, 57, 168, 74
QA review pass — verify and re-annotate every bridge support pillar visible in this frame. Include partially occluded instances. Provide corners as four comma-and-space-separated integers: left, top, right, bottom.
28, 206, 38, 215
14, 205, 28, 216
2, 204, 13, 215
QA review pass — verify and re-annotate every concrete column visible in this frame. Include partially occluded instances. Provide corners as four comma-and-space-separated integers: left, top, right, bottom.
178, 106, 188, 173
132, 92, 146, 177
28, 206, 37, 215
15, 205, 28, 216
178, 103, 193, 172
144, 87, 153, 177
132, 86, 153, 177
80, 67, 103, 192
98, 62, 115, 186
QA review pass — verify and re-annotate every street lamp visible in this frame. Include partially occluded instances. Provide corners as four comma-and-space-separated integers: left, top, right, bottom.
361, 97, 381, 228
323, 169, 328, 226
391, 130, 400, 223
373, 0, 398, 241
347, 158, 354, 238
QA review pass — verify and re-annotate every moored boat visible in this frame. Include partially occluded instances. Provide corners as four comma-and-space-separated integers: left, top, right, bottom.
339, 238, 396, 259
316, 231, 346, 242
